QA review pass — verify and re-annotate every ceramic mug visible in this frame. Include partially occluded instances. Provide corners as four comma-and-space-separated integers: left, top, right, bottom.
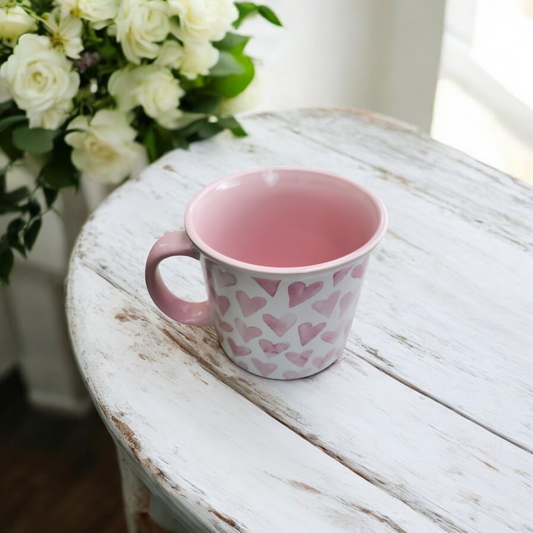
145, 167, 387, 380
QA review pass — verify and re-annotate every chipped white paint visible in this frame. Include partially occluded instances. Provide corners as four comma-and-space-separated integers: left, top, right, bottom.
66, 110, 533, 533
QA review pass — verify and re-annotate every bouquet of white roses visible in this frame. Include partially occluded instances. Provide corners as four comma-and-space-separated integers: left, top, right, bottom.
0, 0, 280, 283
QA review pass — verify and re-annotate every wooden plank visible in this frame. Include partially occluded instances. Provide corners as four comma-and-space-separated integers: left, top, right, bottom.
67, 265, 445, 533
67, 110, 533, 532
275, 109, 533, 450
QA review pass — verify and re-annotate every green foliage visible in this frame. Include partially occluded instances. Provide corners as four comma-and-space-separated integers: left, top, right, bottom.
12, 126, 57, 154
234, 3, 283, 28
209, 53, 255, 98
0, 1, 280, 283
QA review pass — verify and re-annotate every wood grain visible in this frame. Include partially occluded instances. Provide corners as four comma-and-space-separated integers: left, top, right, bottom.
67, 110, 533, 532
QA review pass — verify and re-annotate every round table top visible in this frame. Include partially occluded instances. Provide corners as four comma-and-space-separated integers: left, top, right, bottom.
66, 109, 533, 533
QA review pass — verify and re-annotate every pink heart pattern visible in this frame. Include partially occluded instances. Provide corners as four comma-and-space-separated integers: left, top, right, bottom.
339, 291, 355, 318
252, 277, 282, 297
236, 290, 267, 317
333, 266, 351, 287
311, 290, 340, 319
286, 349, 313, 367
213, 265, 237, 287
263, 313, 297, 337
344, 320, 353, 341
351, 257, 369, 279
227, 337, 251, 356
215, 316, 233, 332
210, 253, 369, 379
209, 287, 230, 316
252, 358, 277, 377
259, 339, 290, 358
312, 348, 341, 370
283, 368, 312, 379
298, 322, 326, 346
321, 323, 344, 344
288, 281, 323, 308
235, 318, 262, 343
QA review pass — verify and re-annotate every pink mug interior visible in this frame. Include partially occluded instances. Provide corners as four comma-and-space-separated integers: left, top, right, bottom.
185, 167, 387, 273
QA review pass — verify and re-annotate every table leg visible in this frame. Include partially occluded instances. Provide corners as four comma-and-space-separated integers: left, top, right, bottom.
116, 447, 191, 533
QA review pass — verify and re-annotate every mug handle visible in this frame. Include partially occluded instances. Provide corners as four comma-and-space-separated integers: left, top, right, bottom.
145, 231, 212, 326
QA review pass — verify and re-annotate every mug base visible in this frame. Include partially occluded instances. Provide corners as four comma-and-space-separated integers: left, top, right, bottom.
219, 342, 343, 380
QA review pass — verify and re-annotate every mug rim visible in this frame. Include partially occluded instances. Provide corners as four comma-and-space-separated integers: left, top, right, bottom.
184, 166, 388, 274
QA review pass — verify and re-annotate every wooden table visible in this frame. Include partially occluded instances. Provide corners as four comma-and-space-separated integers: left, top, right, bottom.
66, 109, 533, 533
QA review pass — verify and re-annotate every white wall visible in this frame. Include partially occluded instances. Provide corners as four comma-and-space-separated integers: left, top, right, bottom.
244, 0, 446, 132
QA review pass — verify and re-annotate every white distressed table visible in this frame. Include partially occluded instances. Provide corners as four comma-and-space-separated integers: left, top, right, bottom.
66, 109, 533, 533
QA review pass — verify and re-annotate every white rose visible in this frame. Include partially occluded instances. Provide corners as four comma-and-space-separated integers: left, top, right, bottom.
43, 8, 83, 59
0, 34, 80, 129
55, 0, 119, 29
168, 0, 238, 42
154, 40, 184, 70
0, 5, 37, 43
180, 40, 219, 79
109, 66, 185, 129
115, 0, 169, 64
65, 110, 148, 184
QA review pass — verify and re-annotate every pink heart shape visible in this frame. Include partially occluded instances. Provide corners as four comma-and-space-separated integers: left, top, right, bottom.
286, 349, 313, 368
351, 257, 369, 279
333, 266, 351, 287
236, 291, 267, 317
210, 287, 230, 316
288, 281, 324, 308
205, 260, 213, 281
283, 369, 312, 379
227, 337, 251, 356
311, 290, 340, 319
213, 265, 237, 287
252, 277, 282, 297
344, 320, 353, 341
321, 329, 340, 344
259, 339, 290, 358
312, 348, 340, 370
215, 316, 233, 332
339, 291, 355, 318
298, 322, 326, 346
251, 358, 277, 377
235, 318, 262, 343
263, 313, 297, 337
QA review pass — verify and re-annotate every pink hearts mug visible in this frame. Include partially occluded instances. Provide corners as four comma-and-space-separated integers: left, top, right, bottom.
145, 167, 387, 379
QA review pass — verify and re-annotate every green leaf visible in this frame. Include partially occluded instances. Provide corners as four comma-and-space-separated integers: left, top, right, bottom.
2, 186, 30, 204
12, 126, 56, 154
142, 123, 175, 163
196, 121, 224, 140
0, 239, 14, 284
234, 2, 258, 28
209, 54, 255, 98
0, 124, 23, 161
0, 100, 14, 116
218, 116, 248, 137
28, 199, 41, 218
24, 218, 41, 250
209, 51, 246, 77
10, 239, 26, 258
43, 186, 59, 208
257, 5, 282, 26
0, 115, 27, 134
180, 91, 222, 114
7, 218, 25, 238
214, 33, 251, 53
41, 139, 79, 188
